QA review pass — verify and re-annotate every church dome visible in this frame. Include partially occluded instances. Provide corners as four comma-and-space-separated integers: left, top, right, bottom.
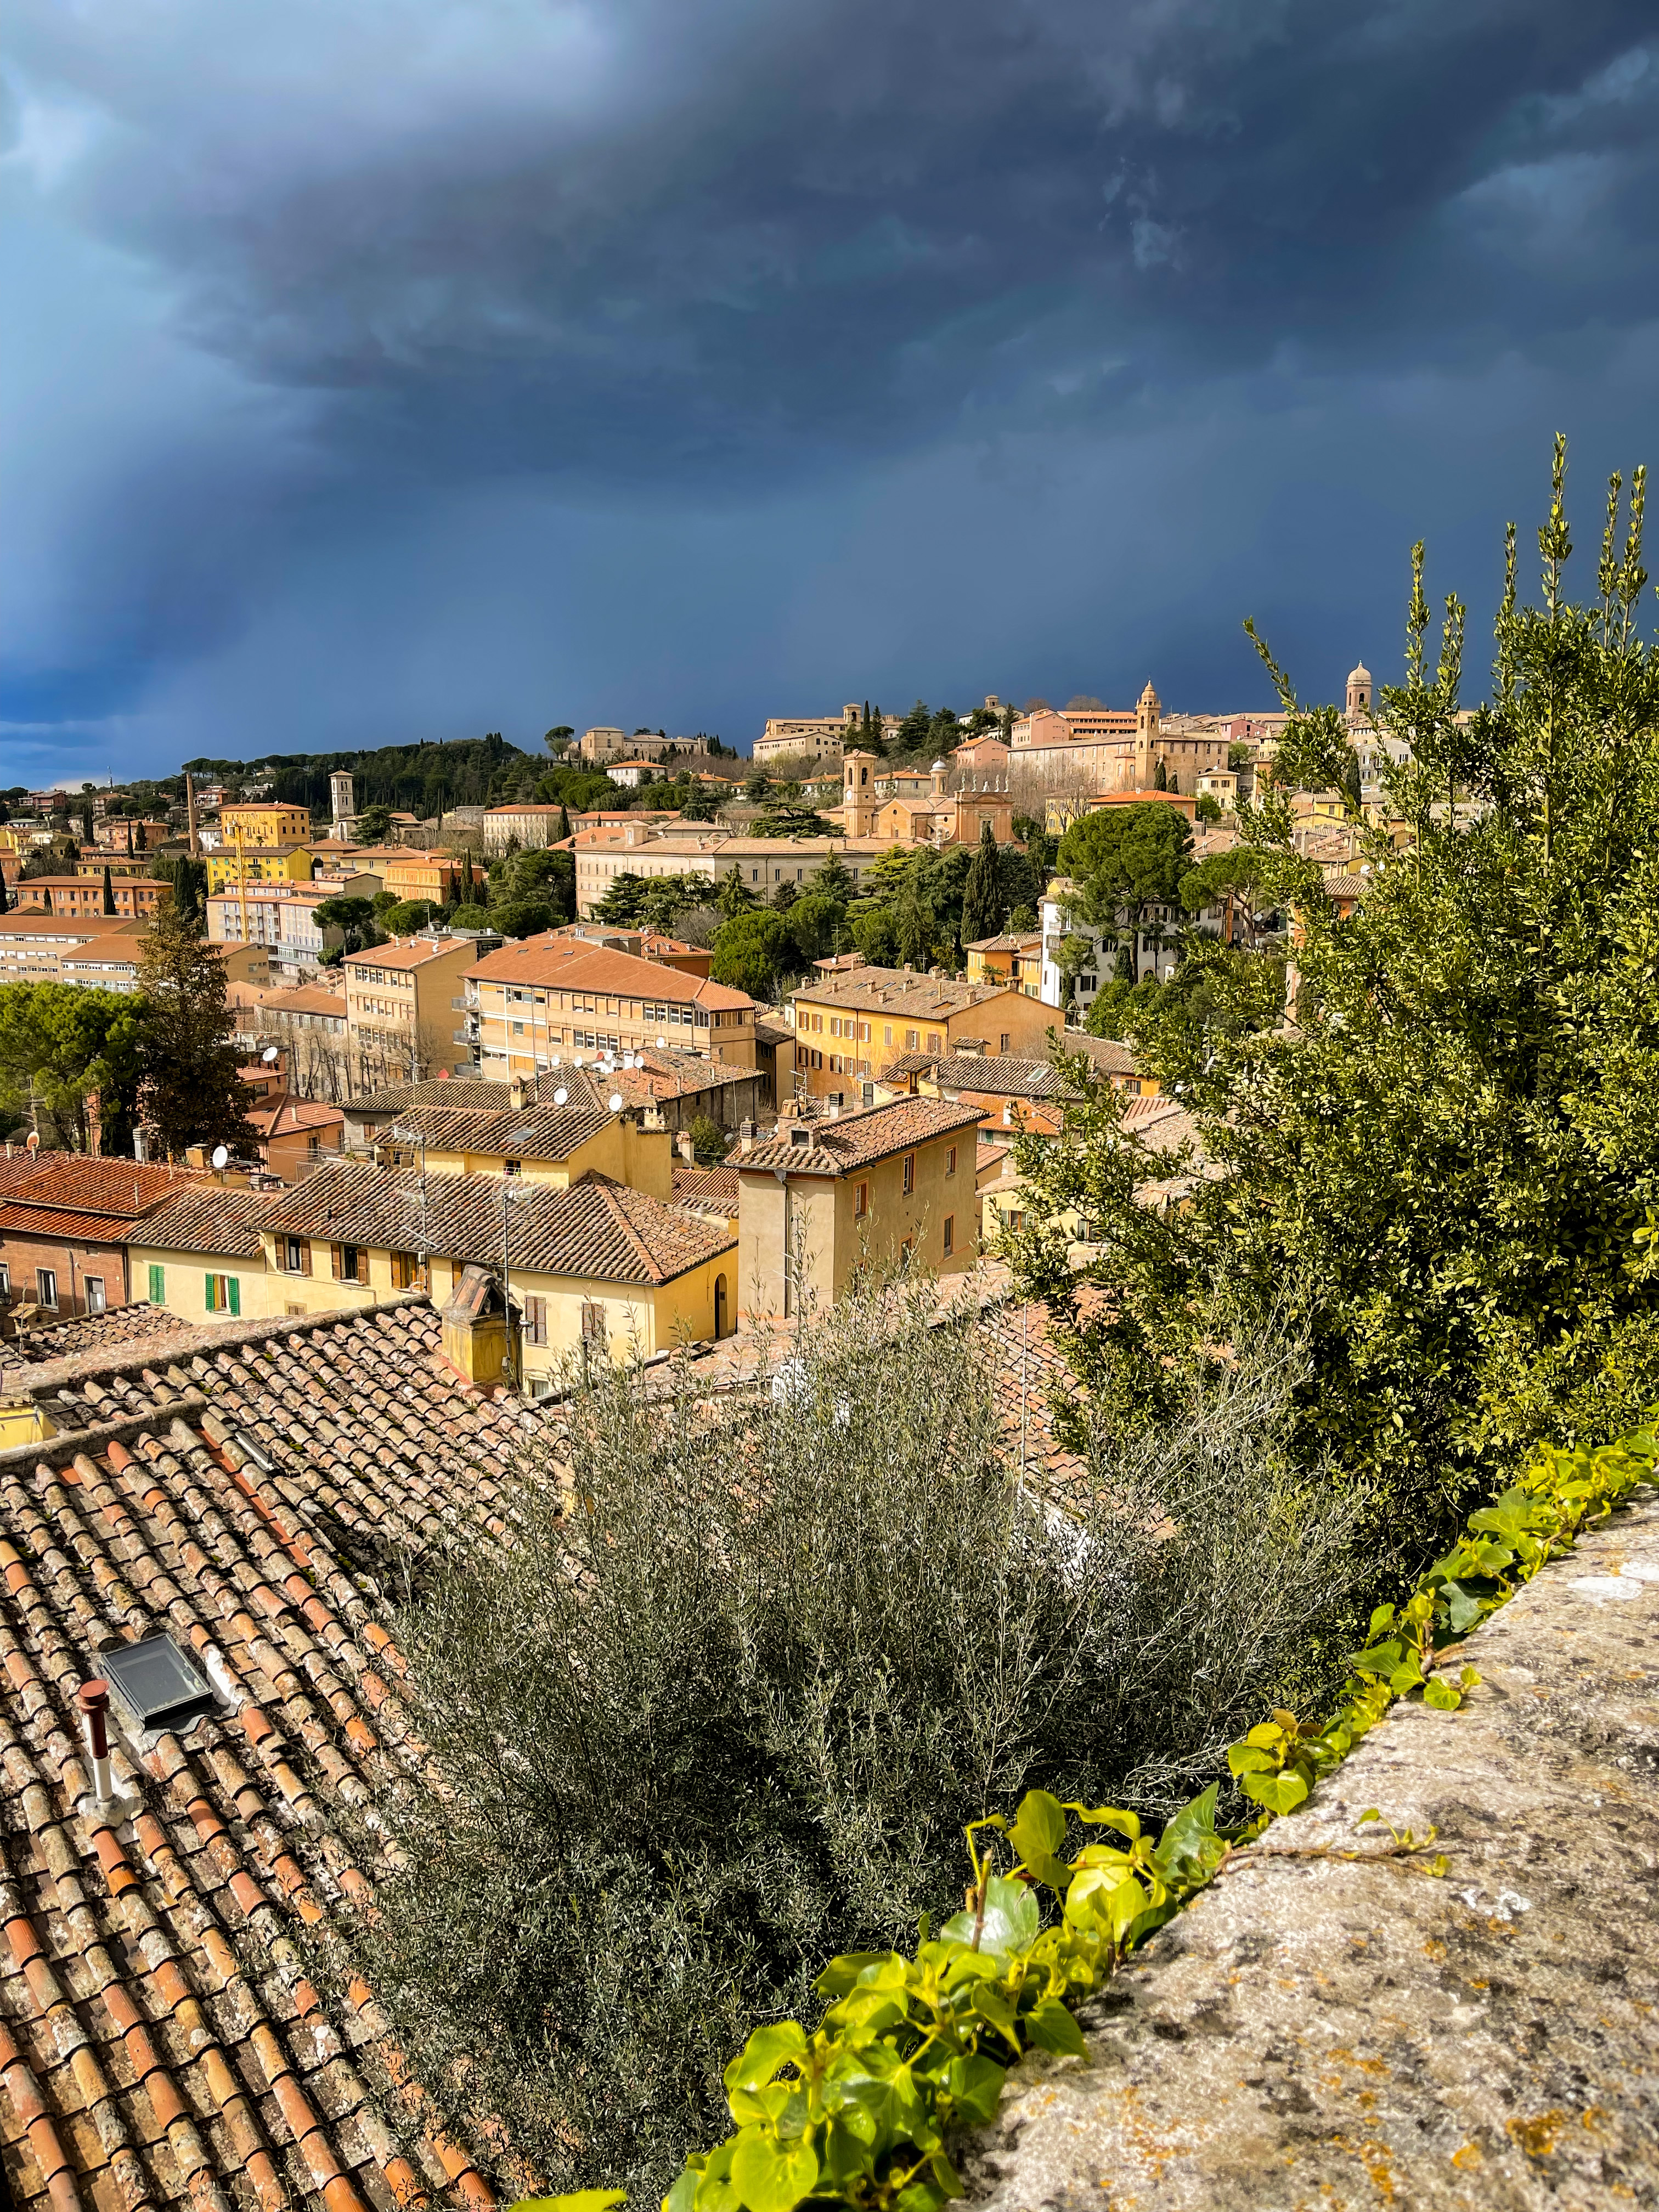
1139, 679, 1159, 702
1348, 661, 1372, 685
931, 758, 946, 771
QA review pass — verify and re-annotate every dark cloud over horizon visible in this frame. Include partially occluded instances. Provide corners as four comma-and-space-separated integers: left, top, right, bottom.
3, 1, 1657, 780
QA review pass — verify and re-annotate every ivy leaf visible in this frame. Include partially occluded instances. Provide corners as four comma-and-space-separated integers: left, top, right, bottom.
1437, 1580, 1484, 1634
729, 2129, 819, 2212
1008, 1790, 1071, 1889
724, 2022, 806, 2102
1025, 1997, 1088, 2057
1069, 1802, 1142, 1841
814, 1953, 896, 2000
663, 2170, 699, 2212
944, 2053, 1006, 2126
1226, 1743, 1276, 1777
512, 2196, 627, 2212
1241, 1771, 1308, 1816
1421, 1677, 1462, 1709
940, 1875, 1040, 1957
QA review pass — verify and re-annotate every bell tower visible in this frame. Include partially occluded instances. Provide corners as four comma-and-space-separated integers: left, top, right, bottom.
843, 751, 876, 837
1134, 681, 1160, 789
1346, 661, 1373, 721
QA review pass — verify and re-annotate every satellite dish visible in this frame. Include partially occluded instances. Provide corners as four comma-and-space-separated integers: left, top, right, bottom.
656, 1036, 665, 1048
553, 1087, 568, 1105
572, 1055, 583, 1066
550, 1053, 561, 1067
261, 1044, 280, 1063
211, 1144, 230, 1170
622, 1052, 635, 1069
608, 1092, 624, 1113
25, 1131, 40, 1153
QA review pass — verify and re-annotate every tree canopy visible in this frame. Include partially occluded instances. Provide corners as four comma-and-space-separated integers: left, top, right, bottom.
136, 904, 258, 1160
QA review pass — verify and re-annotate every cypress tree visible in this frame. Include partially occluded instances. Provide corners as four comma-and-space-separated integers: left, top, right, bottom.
960, 820, 1004, 946
102, 865, 117, 915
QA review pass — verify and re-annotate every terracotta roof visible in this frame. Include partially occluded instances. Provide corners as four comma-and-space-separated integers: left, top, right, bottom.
737, 1097, 982, 1176
0, 1300, 198, 1372
671, 1163, 740, 1216
1063, 1033, 1139, 1079
246, 1098, 346, 1141
343, 938, 470, 972
791, 964, 1020, 1022
237, 985, 347, 1019
120, 1188, 271, 1258
258, 1159, 734, 1285
0, 1205, 144, 1245
0, 1299, 551, 2211
0, 915, 139, 938
0, 1152, 72, 1196
965, 932, 1041, 953
470, 936, 753, 1012
924, 1054, 1077, 1099
1, 1161, 206, 1221
384, 1101, 615, 1160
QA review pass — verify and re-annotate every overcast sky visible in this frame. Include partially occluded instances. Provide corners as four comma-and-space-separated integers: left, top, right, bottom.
3, 2, 1656, 782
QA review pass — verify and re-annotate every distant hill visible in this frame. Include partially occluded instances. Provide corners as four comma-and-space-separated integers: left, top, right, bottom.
181, 735, 535, 816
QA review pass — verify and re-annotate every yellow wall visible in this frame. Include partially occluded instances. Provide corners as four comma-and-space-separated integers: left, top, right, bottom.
221, 805, 311, 846
131, 1246, 273, 1323
207, 847, 313, 892
416, 1118, 673, 1199
789, 988, 1051, 1097
425, 1245, 735, 1383
738, 1130, 976, 1319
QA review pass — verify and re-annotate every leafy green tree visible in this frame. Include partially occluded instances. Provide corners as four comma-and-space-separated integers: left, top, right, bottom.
545, 726, 575, 757
749, 803, 837, 840
710, 910, 790, 999
1013, 444, 1659, 1607
354, 804, 394, 844
0, 869, 9, 915
136, 906, 257, 1161
449, 904, 493, 931
637, 873, 716, 933
312, 895, 382, 953
0, 983, 142, 1152
380, 899, 437, 935
810, 851, 854, 903
770, 879, 798, 913
1056, 802, 1193, 956
960, 821, 1005, 945
895, 700, 933, 754
1007, 902, 1037, 932
1227, 742, 1253, 770
714, 865, 757, 918
787, 893, 848, 966
491, 899, 558, 940
592, 873, 653, 925
689, 1112, 730, 1165
1194, 793, 1222, 823
1178, 847, 1277, 949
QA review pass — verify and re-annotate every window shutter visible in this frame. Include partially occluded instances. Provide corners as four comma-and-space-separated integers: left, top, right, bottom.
228, 1277, 240, 1316
205, 1276, 216, 1312
148, 1265, 164, 1305
301, 1242, 313, 1277
330, 1244, 343, 1280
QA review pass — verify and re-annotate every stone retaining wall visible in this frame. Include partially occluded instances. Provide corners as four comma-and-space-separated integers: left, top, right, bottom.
963, 1487, 1659, 2210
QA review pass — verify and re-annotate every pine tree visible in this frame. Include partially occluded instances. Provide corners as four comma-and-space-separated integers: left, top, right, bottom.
0, 870, 9, 915
960, 820, 1004, 946
1153, 756, 1168, 789
101, 865, 117, 916
136, 902, 258, 1161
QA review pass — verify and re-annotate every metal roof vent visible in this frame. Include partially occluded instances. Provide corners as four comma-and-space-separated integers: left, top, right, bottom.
101, 1635, 219, 1736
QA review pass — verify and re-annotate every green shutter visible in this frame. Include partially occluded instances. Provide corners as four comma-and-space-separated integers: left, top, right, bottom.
148, 1264, 164, 1305
228, 1277, 240, 1316
205, 1276, 216, 1312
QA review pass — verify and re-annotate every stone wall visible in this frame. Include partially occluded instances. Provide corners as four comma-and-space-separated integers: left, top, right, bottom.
963, 1487, 1659, 2210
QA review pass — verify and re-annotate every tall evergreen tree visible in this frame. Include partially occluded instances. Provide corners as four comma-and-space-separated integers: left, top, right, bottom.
960, 820, 1004, 946
136, 902, 258, 1161
557, 805, 572, 842
0, 869, 9, 915
101, 865, 117, 916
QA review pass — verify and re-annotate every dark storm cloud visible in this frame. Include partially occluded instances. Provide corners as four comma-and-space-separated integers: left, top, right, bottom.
3, 0, 1657, 770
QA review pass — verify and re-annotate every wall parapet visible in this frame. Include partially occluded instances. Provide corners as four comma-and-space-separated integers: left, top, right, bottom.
962, 1487, 1659, 2211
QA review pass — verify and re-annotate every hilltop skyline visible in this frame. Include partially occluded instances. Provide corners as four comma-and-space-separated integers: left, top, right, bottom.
4, 1, 1657, 781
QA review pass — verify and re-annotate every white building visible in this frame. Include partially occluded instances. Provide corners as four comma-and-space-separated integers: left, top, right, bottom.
206, 887, 343, 973
1037, 876, 1223, 1011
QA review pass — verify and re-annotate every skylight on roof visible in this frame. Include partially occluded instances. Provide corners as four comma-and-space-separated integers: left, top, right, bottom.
101, 1634, 219, 1734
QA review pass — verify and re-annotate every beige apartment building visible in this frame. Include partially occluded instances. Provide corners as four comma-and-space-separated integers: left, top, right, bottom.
380, 1095, 675, 1200
0, 915, 143, 985
574, 829, 905, 917
343, 935, 483, 1083
788, 957, 1055, 1101
735, 1095, 983, 1320
461, 935, 757, 1077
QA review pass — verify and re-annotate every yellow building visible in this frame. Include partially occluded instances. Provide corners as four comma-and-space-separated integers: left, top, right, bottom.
124, 1189, 274, 1324
382, 1096, 674, 1199
964, 932, 1043, 997
788, 957, 1053, 1101
256, 1157, 736, 1382
465, 935, 757, 1079
735, 1094, 983, 1321
345, 935, 484, 1083
219, 803, 311, 847
206, 844, 315, 893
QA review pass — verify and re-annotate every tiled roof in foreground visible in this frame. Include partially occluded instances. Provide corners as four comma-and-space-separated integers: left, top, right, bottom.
0, 1300, 200, 1374
0, 1299, 557, 2211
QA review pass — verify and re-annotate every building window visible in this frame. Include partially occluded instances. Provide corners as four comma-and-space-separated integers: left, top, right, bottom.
390, 1251, 426, 1290
36, 1268, 57, 1309
943, 1215, 954, 1256
205, 1274, 241, 1315
0, 1263, 10, 1298
945, 1146, 956, 1177
86, 1277, 106, 1313
331, 1243, 365, 1284
146, 1264, 165, 1304
523, 1295, 548, 1346
855, 1181, 868, 1218
902, 1153, 915, 1195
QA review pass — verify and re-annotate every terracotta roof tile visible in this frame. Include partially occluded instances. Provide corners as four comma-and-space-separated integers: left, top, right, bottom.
2, 1161, 209, 1221
119, 1190, 271, 1259
791, 964, 1022, 1023
385, 1101, 614, 1160
0, 1301, 198, 1374
0, 1299, 557, 2209
737, 1097, 981, 1176
470, 936, 753, 1011
257, 1159, 733, 1285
